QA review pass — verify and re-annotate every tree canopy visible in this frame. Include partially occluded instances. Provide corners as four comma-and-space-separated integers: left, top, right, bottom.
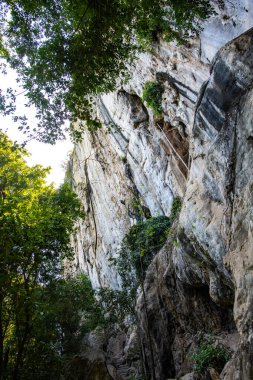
0, 0, 216, 143
0, 132, 103, 379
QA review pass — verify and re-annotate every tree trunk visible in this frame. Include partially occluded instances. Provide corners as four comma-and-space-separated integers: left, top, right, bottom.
12, 277, 31, 380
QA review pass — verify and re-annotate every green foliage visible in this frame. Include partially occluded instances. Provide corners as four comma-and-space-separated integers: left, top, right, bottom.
101, 216, 170, 324
0, 132, 104, 379
124, 215, 170, 281
192, 341, 231, 373
98, 288, 135, 325
28, 276, 100, 379
142, 81, 164, 116
127, 374, 145, 380
173, 238, 179, 248
134, 0, 217, 48
128, 196, 151, 221
120, 155, 127, 164
0, 132, 81, 278
102, 208, 181, 325
0, 0, 216, 142
170, 196, 182, 223
19, 274, 103, 380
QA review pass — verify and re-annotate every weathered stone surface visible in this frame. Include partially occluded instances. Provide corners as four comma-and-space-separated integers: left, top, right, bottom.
80, 327, 142, 380
70, 39, 205, 288
66, 350, 112, 380
69, 4, 253, 380
180, 28, 253, 379
70, 1, 253, 290
136, 234, 235, 380
200, 0, 253, 63
180, 374, 195, 380
70, 127, 136, 288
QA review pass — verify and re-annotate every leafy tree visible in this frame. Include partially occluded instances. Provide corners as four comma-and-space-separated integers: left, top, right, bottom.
19, 274, 104, 380
0, 132, 103, 379
0, 0, 216, 143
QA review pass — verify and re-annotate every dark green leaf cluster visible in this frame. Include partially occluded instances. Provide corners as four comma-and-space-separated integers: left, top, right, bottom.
100, 216, 171, 324
123, 215, 171, 281
142, 81, 164, 116
0, 0, 216, 142
192, 341, 231, 373
2, 0, 135, 143
100, 197, 183, 324
170, 196, 182, 223
0, 133, 104, 379
134, 0, 217, 48
0, 88, 16, 116
98, 288, 135, 325
19, 274, 104, 380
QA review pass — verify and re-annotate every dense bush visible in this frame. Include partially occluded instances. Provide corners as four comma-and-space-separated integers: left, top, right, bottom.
170, 196, 182, 223
124, 215, 170, 281
142, 81, 164, 116
100, 216, 171, 324
192, 341, 231, 373
100, 197, 182, 324
19, 274, 104, 380
98, 288, 136, 325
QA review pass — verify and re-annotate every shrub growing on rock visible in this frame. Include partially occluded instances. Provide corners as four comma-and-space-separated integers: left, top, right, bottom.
170, 196, 182, 223
99, 215, 171, 323
192, 341, 231, 373
100, 198, 182, 324
124, 215, 170, 280
142, 81, 164, 116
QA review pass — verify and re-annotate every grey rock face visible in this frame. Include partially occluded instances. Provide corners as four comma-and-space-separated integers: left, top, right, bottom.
65, 350, 112, 380
70, 1, 253, 290
69, 4, 253, 380
180, 28, 253, 379
136, 232, 235, 380
70, 40, 207, 288
127, 27, 253, 380
80, 327, 142, 380
200, 0, 253, 63
70, 127, 136, 289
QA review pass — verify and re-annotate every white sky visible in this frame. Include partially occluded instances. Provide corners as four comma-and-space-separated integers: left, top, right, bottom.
0, 68, 73, 187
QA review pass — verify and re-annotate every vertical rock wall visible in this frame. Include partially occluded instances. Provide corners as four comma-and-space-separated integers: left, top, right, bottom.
136, 28, 253, 380
180, 29, 253, 379
71, 1, 253, 290
70, 2, 253, 378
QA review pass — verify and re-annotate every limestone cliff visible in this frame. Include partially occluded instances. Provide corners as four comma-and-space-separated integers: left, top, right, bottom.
70, 1, 253, 379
